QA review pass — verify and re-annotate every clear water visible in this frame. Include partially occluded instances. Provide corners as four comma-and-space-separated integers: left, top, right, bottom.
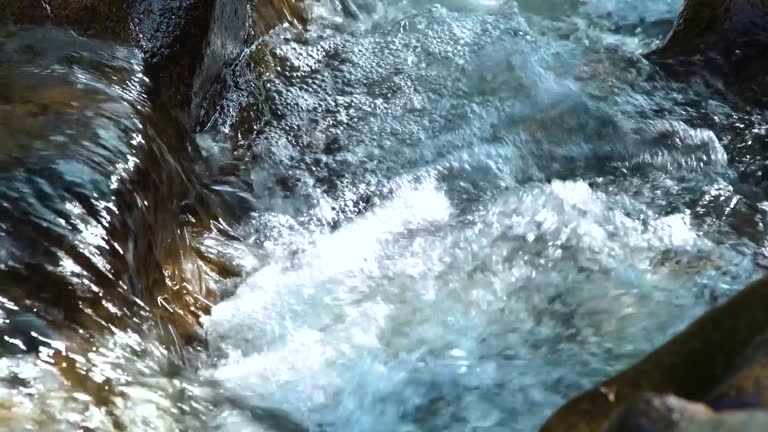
197, 0, 766, 431
3, 1, 768, 431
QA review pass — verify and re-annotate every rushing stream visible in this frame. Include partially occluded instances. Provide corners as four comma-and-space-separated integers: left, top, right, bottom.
3, 0, 768, 431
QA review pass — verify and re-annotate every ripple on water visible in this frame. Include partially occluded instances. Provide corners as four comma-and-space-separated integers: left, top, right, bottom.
197, 0, 762, 431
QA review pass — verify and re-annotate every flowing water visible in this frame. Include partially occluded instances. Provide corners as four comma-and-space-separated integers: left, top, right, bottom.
3, 0, 768, 431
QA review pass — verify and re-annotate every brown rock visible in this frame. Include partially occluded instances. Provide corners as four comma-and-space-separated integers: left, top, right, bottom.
678, 410, 768, 432
602, 393, 713, 432
707, 333, 768, 410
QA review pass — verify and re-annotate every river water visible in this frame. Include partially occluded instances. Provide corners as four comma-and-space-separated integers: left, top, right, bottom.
201, 0, 767, 430
3, 0, 768, 431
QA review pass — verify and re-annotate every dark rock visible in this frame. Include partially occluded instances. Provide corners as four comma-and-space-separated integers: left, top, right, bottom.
602, 393, 768, 432
708, 332, 768, 410
602, 393, 712, 432
678, 410, 768, 432
645, 0, 768, 104
0, 0, 132, 41
132, 0, 249, 127
1, 0, 306, 126
648, 0, 768, 60
541, 276, 768, 432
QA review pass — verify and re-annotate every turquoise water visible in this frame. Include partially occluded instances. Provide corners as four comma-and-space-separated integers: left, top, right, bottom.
198, 0, 766, 430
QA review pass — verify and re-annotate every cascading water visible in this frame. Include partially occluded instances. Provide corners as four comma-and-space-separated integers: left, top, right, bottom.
196, 0, 766, 430
3, 0, 768, 431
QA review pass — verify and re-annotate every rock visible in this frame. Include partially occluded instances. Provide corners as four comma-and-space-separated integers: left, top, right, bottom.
0, 0, 306, 424
132, 0, 250, 126
1, 0, 306, 124
540, 276, 768, 432
603, 394, 768, 432
0, 0, 306, 335
602, 393, 713, 432
646, 0, 768, 104
678, 410, 768, 432
0, 0, 132, 41
707, 332, 768, 410
648, 0, 768, 60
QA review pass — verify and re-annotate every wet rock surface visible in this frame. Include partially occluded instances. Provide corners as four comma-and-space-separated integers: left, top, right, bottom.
0, 0, 132, 41
0, 0, 302, 121
649, 0, 768, 59
602, 394, 713, 432
646, 0, 768, 105
0, 0, 306, 339
132, 0, 250, 125
0, 0, 305, 429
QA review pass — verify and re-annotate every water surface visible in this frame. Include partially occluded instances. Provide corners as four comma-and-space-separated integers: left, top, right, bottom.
4, 1, 768, 431
197, 0, 767, 430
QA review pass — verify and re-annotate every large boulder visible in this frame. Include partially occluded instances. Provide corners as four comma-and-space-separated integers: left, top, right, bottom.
646, 0, 768, 103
